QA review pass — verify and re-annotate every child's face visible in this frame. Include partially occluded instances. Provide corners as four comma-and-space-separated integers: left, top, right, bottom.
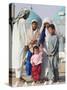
34, 48, 39, 54
48, 27, 54, 35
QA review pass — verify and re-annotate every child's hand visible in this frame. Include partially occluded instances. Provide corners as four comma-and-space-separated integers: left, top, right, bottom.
30, 39, 37, 45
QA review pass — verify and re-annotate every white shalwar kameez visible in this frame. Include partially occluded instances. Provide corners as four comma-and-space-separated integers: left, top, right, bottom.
12, 18, 30, 78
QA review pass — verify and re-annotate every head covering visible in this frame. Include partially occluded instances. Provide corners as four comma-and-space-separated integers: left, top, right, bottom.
13, 8, 30, 23
17, 8, 30, 19
40, 17, 53, 32
42, 17, 53, 24
31, 19, 38, 23
27, 10, 42, 28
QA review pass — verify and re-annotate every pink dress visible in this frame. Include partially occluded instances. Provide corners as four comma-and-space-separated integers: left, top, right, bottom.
31, 52, 42, 65
31, 52, 43, 81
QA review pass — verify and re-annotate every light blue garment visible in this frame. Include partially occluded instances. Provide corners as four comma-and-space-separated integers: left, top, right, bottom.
47, 35, 59, 80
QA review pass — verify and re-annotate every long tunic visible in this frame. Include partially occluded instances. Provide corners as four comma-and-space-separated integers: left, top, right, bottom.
39, 28, 49, 79
40, 43, 49, 79
12, 18, 30, 78
47, 35, 59, 80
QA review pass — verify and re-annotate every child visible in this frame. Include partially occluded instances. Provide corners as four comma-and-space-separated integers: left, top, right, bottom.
24, 45, 32, 76
31, 46, 43, 85
47, 24, 59, 84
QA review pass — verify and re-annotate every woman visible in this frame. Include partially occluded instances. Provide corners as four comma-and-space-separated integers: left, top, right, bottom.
39, 18, 53, 83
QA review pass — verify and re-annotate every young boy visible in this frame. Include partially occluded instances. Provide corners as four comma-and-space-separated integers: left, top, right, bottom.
47, 24, 59, 84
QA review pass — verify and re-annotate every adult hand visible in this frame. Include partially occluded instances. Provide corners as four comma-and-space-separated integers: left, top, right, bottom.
30, 39, 37, 45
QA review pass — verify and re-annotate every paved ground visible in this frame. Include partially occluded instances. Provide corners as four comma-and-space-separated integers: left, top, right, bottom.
9, 61, 65, 87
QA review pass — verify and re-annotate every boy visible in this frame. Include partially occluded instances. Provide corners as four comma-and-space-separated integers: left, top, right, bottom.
47, 24, 59, 84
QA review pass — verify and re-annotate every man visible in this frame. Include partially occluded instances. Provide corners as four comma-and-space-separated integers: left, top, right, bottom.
27, 19, 40, 52
12, 8, 30, 86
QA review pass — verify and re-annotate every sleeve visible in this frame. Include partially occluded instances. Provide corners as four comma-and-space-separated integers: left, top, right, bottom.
25, 52, 28, 59
47, 36, 59, 56
23, 52, 28, 61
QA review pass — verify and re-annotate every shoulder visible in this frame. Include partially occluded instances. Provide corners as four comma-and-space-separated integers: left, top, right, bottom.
53, 35, 59, 43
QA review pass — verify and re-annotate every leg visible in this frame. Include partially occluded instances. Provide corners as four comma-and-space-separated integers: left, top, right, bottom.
14, 69, 21, 87
53, 68, 59, 82
47, 57, 54, 80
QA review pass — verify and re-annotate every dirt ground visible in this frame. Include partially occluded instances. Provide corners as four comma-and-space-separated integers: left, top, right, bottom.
9, 61, 65, 87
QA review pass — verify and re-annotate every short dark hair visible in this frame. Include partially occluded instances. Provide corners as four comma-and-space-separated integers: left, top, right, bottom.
33, 46, 39, 51
48, 24, 55, 30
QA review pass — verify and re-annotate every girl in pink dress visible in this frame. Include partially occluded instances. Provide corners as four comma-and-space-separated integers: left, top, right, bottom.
31, 46, 43, 84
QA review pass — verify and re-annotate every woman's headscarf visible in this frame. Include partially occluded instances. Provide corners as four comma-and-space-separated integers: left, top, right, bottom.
40, 17, 53, 33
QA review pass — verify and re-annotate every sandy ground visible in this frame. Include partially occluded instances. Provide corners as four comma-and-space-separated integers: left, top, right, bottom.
9, 61, 65, 87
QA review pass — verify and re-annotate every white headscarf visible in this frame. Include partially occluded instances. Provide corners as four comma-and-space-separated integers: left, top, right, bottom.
40, 17, 53, 48
31, 19, 38, 23
40, 17, 53, 33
